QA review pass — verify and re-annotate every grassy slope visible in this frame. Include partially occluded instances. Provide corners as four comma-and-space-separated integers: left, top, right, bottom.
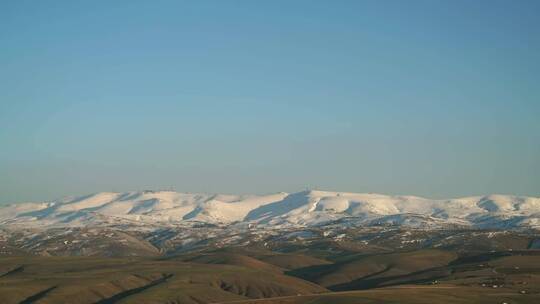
213, 285, 540, 304
1, 249, 540, 303
288, 249, 457, 289
0, 256, 326, 304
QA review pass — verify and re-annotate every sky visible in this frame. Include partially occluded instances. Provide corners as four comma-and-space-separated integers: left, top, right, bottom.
1, 0, 539, 203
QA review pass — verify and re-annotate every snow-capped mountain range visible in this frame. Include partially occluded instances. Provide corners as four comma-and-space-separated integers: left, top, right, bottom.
1, 190, 539, 230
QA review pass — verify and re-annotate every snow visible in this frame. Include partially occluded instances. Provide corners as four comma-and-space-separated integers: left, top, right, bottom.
56, 192, 122, 212
0, 190, 539, 230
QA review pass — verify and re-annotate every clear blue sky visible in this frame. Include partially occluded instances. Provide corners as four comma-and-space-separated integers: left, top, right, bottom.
1, 0, 539, 203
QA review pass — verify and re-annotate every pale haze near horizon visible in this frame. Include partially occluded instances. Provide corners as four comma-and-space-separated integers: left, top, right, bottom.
1, 0, 539, 204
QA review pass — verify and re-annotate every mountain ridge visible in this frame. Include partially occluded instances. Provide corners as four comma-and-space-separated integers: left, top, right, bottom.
1, 190, 539, 230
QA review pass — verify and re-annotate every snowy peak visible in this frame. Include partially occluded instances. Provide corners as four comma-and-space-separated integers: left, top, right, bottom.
1, 190, 539, 229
